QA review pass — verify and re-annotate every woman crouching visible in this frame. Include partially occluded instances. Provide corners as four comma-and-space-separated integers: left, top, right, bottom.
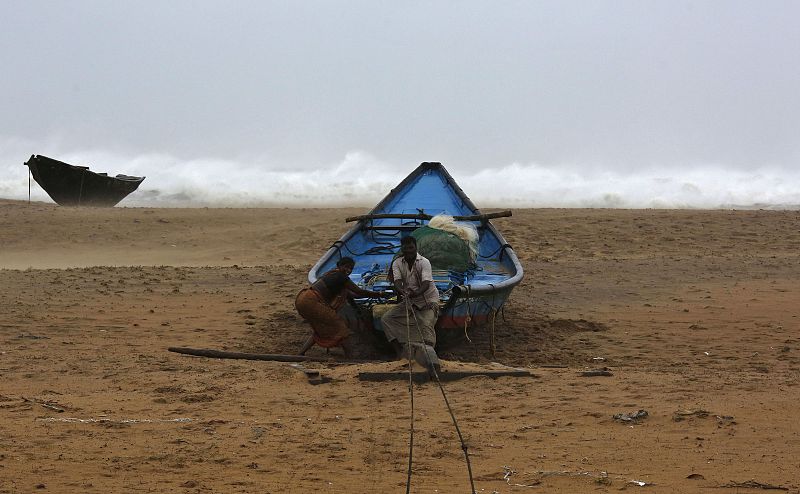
295, 257, 387, 357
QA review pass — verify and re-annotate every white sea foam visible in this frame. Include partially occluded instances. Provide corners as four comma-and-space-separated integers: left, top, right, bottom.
1, 141, 798, 209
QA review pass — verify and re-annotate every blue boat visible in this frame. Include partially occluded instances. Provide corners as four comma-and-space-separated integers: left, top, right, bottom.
309, 162, 523, 336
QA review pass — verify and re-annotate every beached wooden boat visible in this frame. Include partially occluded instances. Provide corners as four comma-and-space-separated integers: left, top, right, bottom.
24, 154, 145, 207
309, 162, 523, 337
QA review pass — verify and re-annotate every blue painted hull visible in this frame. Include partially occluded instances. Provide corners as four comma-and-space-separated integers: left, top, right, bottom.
309, 162, 523, 331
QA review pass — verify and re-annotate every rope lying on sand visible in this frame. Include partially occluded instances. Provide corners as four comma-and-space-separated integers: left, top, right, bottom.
402, 295, 477, 494
404, 296, 415, 494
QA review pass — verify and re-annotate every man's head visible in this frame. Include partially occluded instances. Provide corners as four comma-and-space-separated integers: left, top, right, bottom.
337, 257, 355, 274
400, 236, 417, 261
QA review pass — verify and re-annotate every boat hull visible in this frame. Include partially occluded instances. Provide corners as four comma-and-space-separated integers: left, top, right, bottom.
24, 155, 145, 207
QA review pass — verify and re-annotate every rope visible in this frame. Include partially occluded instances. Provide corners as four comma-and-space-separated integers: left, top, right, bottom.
342, 242, 397, 257
397, 261, 476, 494
328, 241, 344, 260
403, 294, 415, 494
328, 239, 397, 258
462, 285, 472, 343
406, 298, 477, 494
488, 284, 497, 358
428, 363, 477, 494
477, 243, 512, 260
489, 308, 497, 358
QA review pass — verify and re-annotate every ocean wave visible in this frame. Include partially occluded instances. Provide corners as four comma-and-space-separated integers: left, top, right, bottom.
1, 145, 798, 209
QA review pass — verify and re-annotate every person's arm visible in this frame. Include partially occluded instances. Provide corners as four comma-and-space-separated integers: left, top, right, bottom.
345, 278, 387, 298
391, 258, 410, 297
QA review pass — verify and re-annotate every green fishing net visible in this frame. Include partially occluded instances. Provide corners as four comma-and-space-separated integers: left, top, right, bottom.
411, 226, 474, 272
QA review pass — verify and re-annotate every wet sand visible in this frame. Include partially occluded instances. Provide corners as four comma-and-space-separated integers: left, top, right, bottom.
1, 199, 799, 493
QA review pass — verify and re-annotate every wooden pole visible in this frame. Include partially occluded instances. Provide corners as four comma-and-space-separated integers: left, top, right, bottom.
357, 369, 534, 383
78, 168, 85, 206
345, 210, 512, 223
167, 346, 375, 363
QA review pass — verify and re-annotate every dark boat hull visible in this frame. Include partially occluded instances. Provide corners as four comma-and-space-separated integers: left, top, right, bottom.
24, 155, 145, 207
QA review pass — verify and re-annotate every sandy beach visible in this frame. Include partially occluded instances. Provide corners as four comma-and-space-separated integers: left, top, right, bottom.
1, 199, 798, 493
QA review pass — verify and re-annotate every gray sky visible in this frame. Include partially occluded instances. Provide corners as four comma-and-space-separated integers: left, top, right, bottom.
2, 0, 798, 175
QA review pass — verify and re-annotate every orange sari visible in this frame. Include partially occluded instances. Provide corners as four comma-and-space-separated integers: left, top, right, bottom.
294, 286, 350, 348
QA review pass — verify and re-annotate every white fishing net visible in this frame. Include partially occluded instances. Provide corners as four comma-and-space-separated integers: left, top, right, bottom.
427, 214, 479, 261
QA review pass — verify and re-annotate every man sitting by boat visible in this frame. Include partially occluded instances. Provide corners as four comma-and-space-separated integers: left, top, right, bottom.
295, 257, 387, 358
381, 236, 440, 358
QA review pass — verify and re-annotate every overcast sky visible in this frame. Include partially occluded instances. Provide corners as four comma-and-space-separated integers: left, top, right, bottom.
1, 1, 798, 207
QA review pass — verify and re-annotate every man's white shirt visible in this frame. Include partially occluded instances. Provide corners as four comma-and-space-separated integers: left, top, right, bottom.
392, 253, 440, 309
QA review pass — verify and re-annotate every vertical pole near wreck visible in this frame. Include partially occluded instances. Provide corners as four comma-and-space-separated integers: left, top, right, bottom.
28, 166, 31, 204
78, 168, 85, 206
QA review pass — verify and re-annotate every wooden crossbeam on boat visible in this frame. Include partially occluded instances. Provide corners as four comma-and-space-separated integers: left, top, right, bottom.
360, 224, 492, 232
345, 210, 512, 223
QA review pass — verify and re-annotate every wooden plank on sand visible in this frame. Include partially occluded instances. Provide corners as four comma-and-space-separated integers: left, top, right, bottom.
167, 347, 373, 363
358, 369, 534, 383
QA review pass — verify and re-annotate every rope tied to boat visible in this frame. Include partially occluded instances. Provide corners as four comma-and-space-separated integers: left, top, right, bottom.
489, 308, 498, 358
488, 284, 497, 358
328, 240, 345, 259
401, 293, 477, 494
403, 295, 415, 494
478, 243, 513, 261
462, 285, 472, 343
